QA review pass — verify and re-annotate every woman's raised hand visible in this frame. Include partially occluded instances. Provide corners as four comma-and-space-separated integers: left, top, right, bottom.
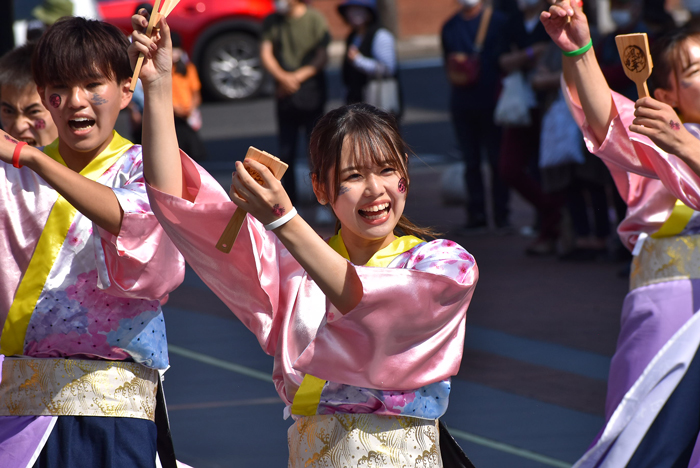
540, 0, 591, 53
129, 9, 172, 87
229, 159, 295, 227
631, 98, 700, 156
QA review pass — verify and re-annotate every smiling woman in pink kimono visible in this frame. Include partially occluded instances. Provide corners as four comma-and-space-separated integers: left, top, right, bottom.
541, 3, 700, 467
131, 12, 478, 467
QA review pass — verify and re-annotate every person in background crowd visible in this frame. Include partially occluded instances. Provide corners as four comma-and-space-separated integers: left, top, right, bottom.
0, 42, 58, 147
442, 0, 511, 232
338, 0, 401, 118
530, 42, 612, 261
260, 0, 330, 222
171, 30, 207, 161
27, 0, 74, 42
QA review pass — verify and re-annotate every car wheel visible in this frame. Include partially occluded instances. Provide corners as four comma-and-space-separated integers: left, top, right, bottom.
200, 32, 265, 101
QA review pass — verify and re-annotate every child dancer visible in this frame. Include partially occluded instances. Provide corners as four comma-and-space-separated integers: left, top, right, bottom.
131, 11, 477, 466
541, 3, 700, 466
0, 17, 184, 468
0, 42, 58, 147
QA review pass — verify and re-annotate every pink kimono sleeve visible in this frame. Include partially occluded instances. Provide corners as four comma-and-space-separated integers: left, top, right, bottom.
293, 241, 478, 390
564, 81, 700, 209
147, 153, 293, 356
95, 153, 185, 302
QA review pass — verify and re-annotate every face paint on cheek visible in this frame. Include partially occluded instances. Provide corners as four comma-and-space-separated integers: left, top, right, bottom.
338, 185, 350, 196
49, 94, 61, 108
681, 80, 693, 89
91, 93, 108, 106
398, 178, 407, 193
35, 119, 46, 130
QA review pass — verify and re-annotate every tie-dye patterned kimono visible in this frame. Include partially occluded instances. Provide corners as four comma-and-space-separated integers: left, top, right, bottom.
0, 132, 185, 467
147, 153, 478, 467
566, 87, 700, 468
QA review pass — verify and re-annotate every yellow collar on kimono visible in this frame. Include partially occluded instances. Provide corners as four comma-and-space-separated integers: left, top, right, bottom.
43, 130, 133, 177
328, 229, 425, 267
0, 131, 133, 356
290, 230, 425, 418
651, 199, 694, 238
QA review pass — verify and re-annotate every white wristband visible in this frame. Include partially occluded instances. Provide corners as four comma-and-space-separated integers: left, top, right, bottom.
264, 207, 298, 231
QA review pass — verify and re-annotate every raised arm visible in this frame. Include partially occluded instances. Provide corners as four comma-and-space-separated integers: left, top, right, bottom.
129, 11, 184, 198
230, 159, 364, 314
540, 0, 615, 145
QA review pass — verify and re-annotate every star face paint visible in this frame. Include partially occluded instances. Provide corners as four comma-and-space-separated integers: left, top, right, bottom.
398, 178, 407, 193
35, 119, 46, 130
91, 93, 108, 106
49, 94, 61, 108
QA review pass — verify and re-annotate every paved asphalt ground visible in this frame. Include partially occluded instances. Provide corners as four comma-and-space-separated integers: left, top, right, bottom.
118, 58, 630, 467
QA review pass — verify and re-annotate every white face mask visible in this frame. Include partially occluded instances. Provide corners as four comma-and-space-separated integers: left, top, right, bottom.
458, 0, 481, 8
610, 9, 633, 27
275, 0, 290, 14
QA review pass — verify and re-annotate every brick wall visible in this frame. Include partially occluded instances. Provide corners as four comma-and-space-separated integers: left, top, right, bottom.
312, 0, 462, 39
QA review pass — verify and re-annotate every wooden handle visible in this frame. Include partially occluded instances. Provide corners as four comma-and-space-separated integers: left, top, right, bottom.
215, 208, 247, 253
636, 81, 650, 99
215, 147, 289, 253
129, 0, 163, 92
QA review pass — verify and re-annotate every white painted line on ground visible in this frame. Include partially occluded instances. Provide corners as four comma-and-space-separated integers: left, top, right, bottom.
169, 343, 573, 468
168, 344, 273, 382
448, 427, 572, 468
168, 397, 281, 411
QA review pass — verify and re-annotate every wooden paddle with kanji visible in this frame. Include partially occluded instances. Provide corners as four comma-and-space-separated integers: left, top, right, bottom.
216, 147, 289, 253
615, 33, 653, 99
129, 0, 183, 92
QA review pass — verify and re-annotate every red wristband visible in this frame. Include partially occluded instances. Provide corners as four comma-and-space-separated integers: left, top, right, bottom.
12, 141, 27, 169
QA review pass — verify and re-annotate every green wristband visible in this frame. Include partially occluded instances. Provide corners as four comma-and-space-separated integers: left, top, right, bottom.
562, 39, 593, 57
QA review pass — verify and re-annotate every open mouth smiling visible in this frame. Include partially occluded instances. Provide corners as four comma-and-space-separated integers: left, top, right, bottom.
359, 202, 391, 220
69, 117, 96, 131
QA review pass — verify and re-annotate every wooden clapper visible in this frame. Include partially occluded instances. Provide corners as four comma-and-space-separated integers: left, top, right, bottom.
215, 147, 289, 253
130, 0, 183, 92
615, 33, 653, 98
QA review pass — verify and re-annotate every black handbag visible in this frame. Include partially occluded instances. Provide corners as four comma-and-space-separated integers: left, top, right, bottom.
439, 420, 477, 468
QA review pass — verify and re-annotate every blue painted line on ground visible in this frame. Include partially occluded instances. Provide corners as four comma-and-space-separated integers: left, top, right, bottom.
466, 325, 611, 381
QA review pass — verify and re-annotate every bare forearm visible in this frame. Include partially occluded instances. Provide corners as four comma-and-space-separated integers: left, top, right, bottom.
260, 43, 288, 82
676, 138, 700, 177
564, 49, 616, 144
274, 216, 363, 314
25, 147, 123, 235
142, 77, 183, 197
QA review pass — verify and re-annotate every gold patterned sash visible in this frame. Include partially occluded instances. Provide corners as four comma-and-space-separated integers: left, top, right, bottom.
288, 413, 441, 468
0, 357, 158, 420
630, 235, 700, 291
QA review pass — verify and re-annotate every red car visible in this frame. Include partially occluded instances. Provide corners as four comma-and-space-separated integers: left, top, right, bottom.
99, 0, 275, 100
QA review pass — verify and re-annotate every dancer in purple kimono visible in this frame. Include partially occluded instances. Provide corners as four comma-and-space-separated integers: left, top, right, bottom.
130, 11, 477, 467
542, 2, 700, 466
